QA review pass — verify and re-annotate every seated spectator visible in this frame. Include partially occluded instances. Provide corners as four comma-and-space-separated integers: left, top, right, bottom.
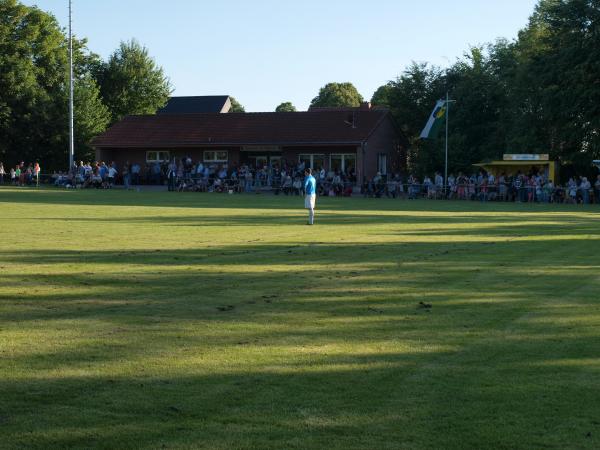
292, 177, 302, 195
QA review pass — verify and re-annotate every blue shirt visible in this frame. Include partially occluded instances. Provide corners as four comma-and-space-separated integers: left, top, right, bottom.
304, 175, 316, 195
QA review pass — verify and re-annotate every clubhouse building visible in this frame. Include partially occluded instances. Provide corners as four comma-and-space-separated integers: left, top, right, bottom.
92, 96, 406, 181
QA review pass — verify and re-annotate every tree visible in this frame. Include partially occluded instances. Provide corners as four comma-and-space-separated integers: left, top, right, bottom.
275, 102, 296, 112
371, 84, 394, 107
371, 63, 447, 174
310, 82, 364, 108
229, 97, 245, 112
509, 0, 600, 174
0, 0, 111, 169
97, 39, 171, 122
74, 74, 111, 162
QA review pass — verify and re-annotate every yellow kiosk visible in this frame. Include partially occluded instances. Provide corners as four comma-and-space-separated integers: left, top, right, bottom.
474, 154, 558, 181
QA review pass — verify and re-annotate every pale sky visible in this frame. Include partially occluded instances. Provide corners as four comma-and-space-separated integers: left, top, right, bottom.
23, 0, 539, 112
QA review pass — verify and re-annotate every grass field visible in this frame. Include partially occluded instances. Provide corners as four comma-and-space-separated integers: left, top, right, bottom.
1, 188, 600, 449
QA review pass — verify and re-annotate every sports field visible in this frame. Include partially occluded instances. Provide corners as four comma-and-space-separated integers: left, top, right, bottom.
1, 188, 599, 449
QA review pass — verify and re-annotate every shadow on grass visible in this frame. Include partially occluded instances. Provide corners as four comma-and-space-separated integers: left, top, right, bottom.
2, 187, 600, 216
2, 198, 600, 448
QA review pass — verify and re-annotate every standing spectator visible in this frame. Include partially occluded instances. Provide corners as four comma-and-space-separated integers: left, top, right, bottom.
0, 162, 5, 185
25, 164, 32, 185
567, 177, 578, 203
498, 173, 507, 201
447, 173, 456, 199
33, 161, 41, 187
131, 163, 141, 185
167, 159, 177, 191
107, 164, 118, 188
408, 174, 419, 199
123, 161, 131, 190
580, 177, 591, 204
595, 175, 600, 204
10, 167, 16, 185
15, 165, 22, 186
434, 172, 444, 198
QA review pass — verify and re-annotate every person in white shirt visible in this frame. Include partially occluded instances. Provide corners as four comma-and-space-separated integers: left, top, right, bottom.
580, 177, 591, 204
107, 165, 118, 188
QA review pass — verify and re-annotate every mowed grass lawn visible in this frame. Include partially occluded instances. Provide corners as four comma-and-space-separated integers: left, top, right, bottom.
1, 188, 600, 450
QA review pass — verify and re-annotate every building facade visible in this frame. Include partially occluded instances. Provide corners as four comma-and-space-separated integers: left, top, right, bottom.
92, 106, 406, 182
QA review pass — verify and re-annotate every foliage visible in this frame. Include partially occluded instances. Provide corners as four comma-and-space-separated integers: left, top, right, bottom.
0, 1, 173, 170
0, 0, 69, 168
373, 0, 600, 178
310, 82, 364, 108
229, 96, 246, 112
96, 39, 171, 123
275, 102, 297, 112
74, 74, 111, 162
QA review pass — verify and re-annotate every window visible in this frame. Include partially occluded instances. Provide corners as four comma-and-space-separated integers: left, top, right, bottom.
146, 151, 170, 163
330, 154, 356, 173
249, 156, 268, 168
204, 150, 228, 162
299, 154, 326, 170
378, 154, 387, 176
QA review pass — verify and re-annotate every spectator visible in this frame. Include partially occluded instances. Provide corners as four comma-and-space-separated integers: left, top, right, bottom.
0, 162, 4, 185
567, 177, 578, 203
434, 172, 444, 198
595, 175, 600, 204
131, 163, 141, 185
448, 173, 456, 199
123, 161, 131, 190
580, 177, 591, 204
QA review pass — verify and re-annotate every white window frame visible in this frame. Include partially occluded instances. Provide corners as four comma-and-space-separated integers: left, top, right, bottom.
203, 150, 229, 163
146, 151, 171, 163
330, 153, 357, 173
378, 153, 387, 176
299, 154, 326, 170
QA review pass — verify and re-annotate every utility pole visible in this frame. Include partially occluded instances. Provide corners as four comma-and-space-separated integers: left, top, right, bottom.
444, 92, 456, 194
68, 0, 74, 171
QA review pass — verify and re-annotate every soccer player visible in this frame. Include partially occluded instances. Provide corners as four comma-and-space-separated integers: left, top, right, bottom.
304, 168, 317, 225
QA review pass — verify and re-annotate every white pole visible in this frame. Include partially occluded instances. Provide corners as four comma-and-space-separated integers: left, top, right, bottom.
445, 91, 449, 194
68, 0, 74, 171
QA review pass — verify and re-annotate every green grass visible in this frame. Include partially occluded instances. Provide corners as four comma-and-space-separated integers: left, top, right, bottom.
1, 188, 600, 449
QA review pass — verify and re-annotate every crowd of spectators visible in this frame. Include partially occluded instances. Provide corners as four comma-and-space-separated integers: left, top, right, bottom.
4, 157, 599, 205
365, 170, 600, 204
0, 161, 41, 186
167, 157, 358, 197
51, 161, 120, 189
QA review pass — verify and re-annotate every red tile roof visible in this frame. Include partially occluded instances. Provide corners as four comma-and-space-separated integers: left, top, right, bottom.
92, 110, 390, 148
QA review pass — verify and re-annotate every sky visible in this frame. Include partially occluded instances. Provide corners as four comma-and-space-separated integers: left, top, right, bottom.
23, 0, 539, 112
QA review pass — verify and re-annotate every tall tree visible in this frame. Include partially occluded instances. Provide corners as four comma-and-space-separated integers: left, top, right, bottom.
511, 0, 600, 174
229, 97, 245, 112
275, 102, 297, 112
74, 74, 110, 162
371, 63, 446, 174
0, 0, 110, 169
310, 82, 364, 108
97, 39, 171, 122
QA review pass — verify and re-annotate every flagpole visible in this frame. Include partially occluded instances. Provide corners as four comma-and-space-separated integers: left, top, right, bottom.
68, 0, 74, 172
445, 91, 449, 194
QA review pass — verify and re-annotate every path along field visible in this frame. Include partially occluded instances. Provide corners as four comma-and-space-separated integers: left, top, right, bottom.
1, 188, 600, 449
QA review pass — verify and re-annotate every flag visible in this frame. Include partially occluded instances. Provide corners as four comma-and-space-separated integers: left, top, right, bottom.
420, 100, 447, 139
